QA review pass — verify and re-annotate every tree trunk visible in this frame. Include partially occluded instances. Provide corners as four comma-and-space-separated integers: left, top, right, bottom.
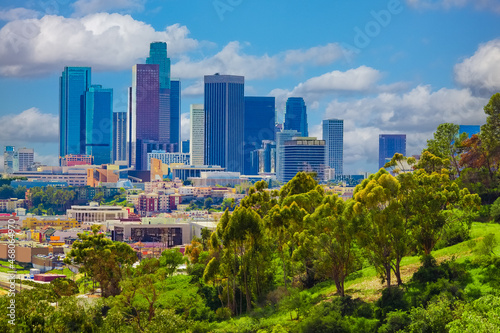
385, 264, 391, 289
243, 266, 251, 312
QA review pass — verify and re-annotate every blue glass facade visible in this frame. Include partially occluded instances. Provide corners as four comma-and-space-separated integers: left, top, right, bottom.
276, 130, 299, 181
323, 119, 344, 176
85, 85, 113, 165
113, 111, 127, 162
146, 42, 171, 89
204, 74, 245, 173
59, 67, 91, 161
170, 79, 181, 152
379, 134, 407, 170
281, 138, 326, 183
243, 96, 275, 175
284, 97, 308, 137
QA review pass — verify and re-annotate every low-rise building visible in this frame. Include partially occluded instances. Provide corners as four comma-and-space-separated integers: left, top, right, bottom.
67, 202, 128, 222
0, 199, 24, 213
23, 217, 81, 230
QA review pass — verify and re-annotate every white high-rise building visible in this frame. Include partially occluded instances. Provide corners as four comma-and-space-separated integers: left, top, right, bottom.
322, 119, 344, 177
190, 104, 205, 166
17, 148, 34, 172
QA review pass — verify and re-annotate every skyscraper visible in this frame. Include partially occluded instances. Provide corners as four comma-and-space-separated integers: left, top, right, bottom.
243, 96, 275, 174
379, 134, 407, 169
170, 79, 181, 151
85, 85, 113, 165
59, 67, 91, 160
276, 130, 299, 181
280, 137, 326, 183
145, 42, 180, 152
323, 119, 344, 176
127, 42, 181, 170
3, 146, 17, 174
204, 74, 245, 173
284, 97, 308, 137
146, 42, 171, 89
128, 64, 160, 169
18, 148, 34, 172
113, 111, 127, 162
190, 104, 205, 166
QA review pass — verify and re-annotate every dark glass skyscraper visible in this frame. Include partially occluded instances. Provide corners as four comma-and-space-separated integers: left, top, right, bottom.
323, 119, 344, 176
379, 134, 407, 169
243, 96, 275, 174
204, 74, 245, 173
170, 79, 181, 151
129, 64, 160, 169
85, 85, 113, 165
284, 97, 308, 137
59, 67, 91, 160
128, 42, 181, 170
113, 111, 127, 162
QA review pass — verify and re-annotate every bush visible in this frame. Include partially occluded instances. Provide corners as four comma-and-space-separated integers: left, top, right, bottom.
435, 221, 470, 249
490, 198, 500, 222
375, 287, 408, 320
215, 307, 231, 321
377, 309, 410, 333
406, 296, 457, 333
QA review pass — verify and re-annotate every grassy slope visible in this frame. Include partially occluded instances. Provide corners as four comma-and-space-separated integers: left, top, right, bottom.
209, 222, 500, 332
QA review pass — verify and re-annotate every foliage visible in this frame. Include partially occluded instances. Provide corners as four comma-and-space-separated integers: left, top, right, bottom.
65, 225, 137, 297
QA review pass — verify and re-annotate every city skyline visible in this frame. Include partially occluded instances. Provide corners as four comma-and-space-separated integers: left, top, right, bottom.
0, 0, 497, 173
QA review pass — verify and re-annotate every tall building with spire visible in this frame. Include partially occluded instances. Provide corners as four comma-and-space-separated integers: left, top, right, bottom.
127, 42, 181, 170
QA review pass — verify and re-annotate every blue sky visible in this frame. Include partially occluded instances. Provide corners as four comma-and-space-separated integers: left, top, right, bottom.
0, 0, 499, 173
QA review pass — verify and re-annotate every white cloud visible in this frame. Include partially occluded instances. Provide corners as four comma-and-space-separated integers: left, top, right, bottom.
283, 43, 347, 66
0, 13, 198, 77
454, 39, 500, 96
34, 153, 59, 167
320, 85, 488, 173
0, 108, 58, 143
181, 112, 190, 141
172, 41, 347, 81
0, 8, 40, 21
269, 66, 388, 114
406, 0, 500, 13
72, 0, 146, 16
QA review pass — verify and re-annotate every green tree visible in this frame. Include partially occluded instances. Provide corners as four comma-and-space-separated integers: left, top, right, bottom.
408, 169, 480, 256
159, 249, 184, 276
93, 191, 105, 204
306, 194, 358, 296
65, 225, 136, 297
203, 197, 213, 210
491, 197, 500, 222
0, 184, 15, 199
353, 169, 405, 288
425, 123, 467, 179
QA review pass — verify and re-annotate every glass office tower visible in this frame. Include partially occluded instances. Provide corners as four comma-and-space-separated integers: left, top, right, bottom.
379, 134, 407, 169
59, 67, 91, 161
85, 85, 113, 165
284, 97, 308, 137
244, 96, 275, 175
281, 137, 326, 183
323, 119, 344, 176
204, 74, 245, 173
113, 111, 127, 162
